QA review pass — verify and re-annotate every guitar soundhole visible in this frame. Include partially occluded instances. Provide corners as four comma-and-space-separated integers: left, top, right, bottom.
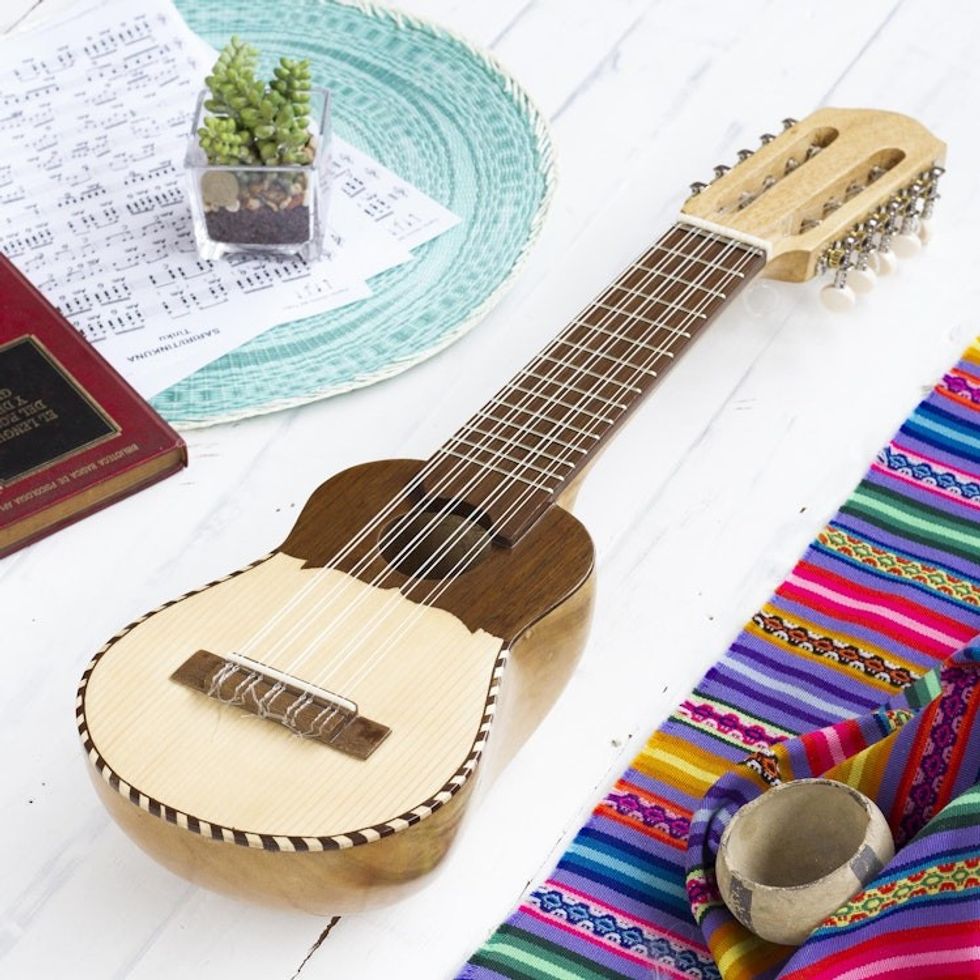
379, 508, 493, 580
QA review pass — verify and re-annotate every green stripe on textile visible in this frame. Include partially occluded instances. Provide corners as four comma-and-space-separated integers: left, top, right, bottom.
921, 786, 980, 837
845, 483, 980, 560
472, 925, 631, 980
905, 669, 944, 709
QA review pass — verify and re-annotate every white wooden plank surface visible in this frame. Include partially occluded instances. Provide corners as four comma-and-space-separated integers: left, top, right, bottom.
2, 1, 979, 976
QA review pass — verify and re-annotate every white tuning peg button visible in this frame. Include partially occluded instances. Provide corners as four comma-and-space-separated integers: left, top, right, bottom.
820, 283, 856, 313
849, 266, 877, 294
875, 250, 898, 276
917, 219, 933, 244
892, 233, 922, 258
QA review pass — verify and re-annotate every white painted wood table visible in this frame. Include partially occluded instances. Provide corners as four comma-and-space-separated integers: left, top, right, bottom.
3, 1, 979, 976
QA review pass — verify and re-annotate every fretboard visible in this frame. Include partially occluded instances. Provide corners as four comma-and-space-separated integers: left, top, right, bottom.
422, 223, 766, 543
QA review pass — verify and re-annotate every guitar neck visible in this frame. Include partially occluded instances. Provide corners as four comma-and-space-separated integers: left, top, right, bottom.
423, 222, 767, 543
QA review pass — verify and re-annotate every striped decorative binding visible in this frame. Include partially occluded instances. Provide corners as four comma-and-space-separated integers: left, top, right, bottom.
461, 338, 980, 979
75, 553, 510, 852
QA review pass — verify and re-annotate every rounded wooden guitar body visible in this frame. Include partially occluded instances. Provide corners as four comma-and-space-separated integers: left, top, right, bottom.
78, 459, 595, 912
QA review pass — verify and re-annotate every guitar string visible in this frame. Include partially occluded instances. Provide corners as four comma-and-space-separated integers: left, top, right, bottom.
284, 234, 750, 728
329, 238, 757, 702
230, 223, 716, 695
262, 225, 728, 700
213, 228, 747, 725
229, 226, 699, 670
220, 227, 737, 721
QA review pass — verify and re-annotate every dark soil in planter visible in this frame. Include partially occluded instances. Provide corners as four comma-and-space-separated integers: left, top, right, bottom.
205, 204, 310, 245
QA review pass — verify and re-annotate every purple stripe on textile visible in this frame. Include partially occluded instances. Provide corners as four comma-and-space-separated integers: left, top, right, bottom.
729, 641, 885, 709
697, 666, 835, 729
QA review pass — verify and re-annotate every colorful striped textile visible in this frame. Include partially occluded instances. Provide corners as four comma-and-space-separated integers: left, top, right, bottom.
459, 337, 980, 980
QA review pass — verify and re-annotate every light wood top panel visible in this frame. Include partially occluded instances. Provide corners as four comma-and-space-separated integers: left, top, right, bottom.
82, 553, 504, 839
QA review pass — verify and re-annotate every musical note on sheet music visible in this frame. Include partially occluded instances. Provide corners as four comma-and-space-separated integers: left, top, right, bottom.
0, 0, 458, 398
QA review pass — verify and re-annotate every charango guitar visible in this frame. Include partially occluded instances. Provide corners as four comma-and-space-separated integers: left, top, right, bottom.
77, 108, 944, 912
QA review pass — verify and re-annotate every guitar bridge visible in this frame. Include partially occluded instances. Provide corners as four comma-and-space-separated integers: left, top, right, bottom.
171, 650, 391, 760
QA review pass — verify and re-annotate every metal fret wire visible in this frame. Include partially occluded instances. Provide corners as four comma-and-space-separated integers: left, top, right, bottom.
334, 235, 760, 695
314, 233, 760, 694
443, 238, 727, 488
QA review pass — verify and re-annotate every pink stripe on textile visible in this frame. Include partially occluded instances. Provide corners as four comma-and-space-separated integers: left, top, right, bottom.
795, 562, 973, 642
782, 571, 966, 654
823, 724, 849, 765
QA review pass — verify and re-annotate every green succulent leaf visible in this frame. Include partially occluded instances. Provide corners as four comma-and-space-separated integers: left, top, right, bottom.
199, 38, 316, 166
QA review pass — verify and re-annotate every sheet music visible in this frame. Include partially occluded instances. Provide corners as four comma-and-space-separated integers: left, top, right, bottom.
331, 136, 461, 250
0, 0, 459, 399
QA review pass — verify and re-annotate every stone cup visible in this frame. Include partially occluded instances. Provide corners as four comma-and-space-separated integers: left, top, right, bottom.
716, 778, 895, 946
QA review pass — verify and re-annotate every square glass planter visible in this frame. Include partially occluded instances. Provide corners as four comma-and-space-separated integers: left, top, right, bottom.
184, 87, 331, 261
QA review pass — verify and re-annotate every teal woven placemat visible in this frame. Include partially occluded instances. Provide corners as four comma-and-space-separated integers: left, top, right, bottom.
154, 0, 554, 427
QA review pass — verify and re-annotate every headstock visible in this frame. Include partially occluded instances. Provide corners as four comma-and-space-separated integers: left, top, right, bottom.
680, 108, 945, 311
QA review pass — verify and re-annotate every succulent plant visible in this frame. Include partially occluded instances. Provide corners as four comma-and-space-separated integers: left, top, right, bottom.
198, 37, 314, 167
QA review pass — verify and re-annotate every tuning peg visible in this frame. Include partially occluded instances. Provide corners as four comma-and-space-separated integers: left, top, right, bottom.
891, 232, 922, 258
736, 148, 754, 163
820, 282, 856, 312
713, 164, 731, 179
850, 225, 877, 293
689, 181, 708, 196
820, 243, 858, 313
849, 266, 876, 294
782, 117, 798, 130
873, 249, 898, 275
760, 133, 776, 145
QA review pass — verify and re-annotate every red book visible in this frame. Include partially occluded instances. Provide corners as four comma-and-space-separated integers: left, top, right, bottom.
0, 254, 187, 558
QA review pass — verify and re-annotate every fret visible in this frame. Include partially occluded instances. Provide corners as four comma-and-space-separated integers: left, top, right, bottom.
446, 434, 574, 478
552, 337, 658, 377
536, 353, 643, 393
567, 321, 683, 357
471, 407, 601, 446
619, 269, 726, 300
517, 369, 631, 409
591, 298, 707, 325
437, 447, 556, 492
503, 384, 620, 426
423, 225, 767, 545
465, 416, 590, 456
636, 247, 747, 278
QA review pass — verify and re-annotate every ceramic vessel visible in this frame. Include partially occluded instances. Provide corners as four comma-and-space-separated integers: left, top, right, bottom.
716, 778, 895, 946
184, 87, 331, 261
